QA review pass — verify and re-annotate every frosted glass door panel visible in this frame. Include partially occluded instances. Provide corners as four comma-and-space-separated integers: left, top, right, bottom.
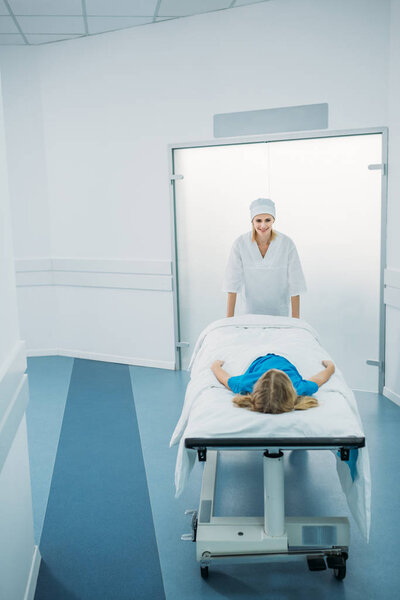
174, 143, 269, 368
269, 134, 382, 392
174, 134, 382, 392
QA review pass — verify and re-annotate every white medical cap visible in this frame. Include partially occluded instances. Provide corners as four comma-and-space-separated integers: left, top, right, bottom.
250, 198, 275, 220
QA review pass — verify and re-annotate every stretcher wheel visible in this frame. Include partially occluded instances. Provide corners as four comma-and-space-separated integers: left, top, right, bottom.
200, 566, 209, 579
334, 565, 346, 580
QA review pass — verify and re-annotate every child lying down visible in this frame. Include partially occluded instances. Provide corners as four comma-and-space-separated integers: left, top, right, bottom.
211, 353, 335, 414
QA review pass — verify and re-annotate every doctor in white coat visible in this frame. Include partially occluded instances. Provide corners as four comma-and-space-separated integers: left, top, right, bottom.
224, 198, 306, 318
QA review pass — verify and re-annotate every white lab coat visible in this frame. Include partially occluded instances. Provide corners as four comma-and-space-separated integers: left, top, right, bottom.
223, 231, 307, 316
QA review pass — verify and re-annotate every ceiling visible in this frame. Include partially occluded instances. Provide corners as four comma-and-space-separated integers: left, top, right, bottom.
0, 0, 269, 46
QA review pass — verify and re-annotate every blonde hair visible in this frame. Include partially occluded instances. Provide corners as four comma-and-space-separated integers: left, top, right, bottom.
233, 369, 318, 414
251, 224, 277, 243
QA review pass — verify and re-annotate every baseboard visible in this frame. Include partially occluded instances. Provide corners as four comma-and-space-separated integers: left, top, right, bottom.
0, 340, 26, 422
26, 348, 175, 370
26, 349, 59, 357
352, 388, 379, 394
383, 386, 400, 407
0, 375, 30, 474
24, 545, 41, 600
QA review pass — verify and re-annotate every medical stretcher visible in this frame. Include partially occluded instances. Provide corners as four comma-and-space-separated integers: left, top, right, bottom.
171, 315, 371, 581
182, 435, 365, 580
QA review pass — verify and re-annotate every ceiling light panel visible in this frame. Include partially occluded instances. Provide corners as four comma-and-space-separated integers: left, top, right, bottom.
0, 33, 25, 43
16, 16, 85, 33
86, 0, 158, 16
235, 0, 268, 6
88, 16, 153, 34
8, 0, 83, 15
0, 2, 10, 15
0, 16, 19, 32
158, 0, 232, 17
25, 33, 83, 44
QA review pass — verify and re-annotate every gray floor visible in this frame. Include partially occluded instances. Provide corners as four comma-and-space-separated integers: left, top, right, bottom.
26, 360, 400, 599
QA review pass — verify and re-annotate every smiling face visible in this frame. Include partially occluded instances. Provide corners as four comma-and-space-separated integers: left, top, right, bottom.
252, 213, 275, 238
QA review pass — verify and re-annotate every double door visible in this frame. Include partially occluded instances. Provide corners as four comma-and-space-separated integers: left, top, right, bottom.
172, 132, 385, 392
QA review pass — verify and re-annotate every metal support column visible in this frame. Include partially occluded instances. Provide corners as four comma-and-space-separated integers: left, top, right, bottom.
263, 450, 285, 537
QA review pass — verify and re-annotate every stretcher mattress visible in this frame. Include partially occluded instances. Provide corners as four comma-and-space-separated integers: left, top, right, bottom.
170, 315, 371, 540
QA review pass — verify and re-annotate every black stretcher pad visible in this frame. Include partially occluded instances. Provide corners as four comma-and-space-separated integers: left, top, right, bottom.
185, 437, 365, 449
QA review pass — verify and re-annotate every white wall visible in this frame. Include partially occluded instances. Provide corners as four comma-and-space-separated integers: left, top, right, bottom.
0, 0, 396, 374
384, 0, 400, 404
0, 74, 39, 600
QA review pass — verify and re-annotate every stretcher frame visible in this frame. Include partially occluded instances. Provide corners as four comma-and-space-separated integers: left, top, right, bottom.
182, 436, 365, 580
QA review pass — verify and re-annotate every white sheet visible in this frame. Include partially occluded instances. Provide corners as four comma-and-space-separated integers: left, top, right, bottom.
170, 315, 371, 541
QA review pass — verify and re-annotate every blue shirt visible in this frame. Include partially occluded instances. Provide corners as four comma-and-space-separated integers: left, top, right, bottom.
227, 354, 318, 396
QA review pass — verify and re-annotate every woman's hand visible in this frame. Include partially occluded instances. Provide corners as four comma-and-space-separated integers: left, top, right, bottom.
211, 360, 225, 372
322, 360, 335, 373
211, 360, 231, 389
309, 360, 335, 388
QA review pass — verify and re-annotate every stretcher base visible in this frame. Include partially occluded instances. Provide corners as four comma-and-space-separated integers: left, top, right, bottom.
184, 449, 351, 576
196, 516, 349, 562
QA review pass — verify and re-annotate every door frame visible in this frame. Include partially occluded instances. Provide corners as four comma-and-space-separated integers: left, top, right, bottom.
168, 126, 388, 393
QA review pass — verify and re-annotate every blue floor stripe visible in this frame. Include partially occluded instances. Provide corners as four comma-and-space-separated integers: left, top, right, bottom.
26, 356, 74, 544
34, 359, 165, 600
